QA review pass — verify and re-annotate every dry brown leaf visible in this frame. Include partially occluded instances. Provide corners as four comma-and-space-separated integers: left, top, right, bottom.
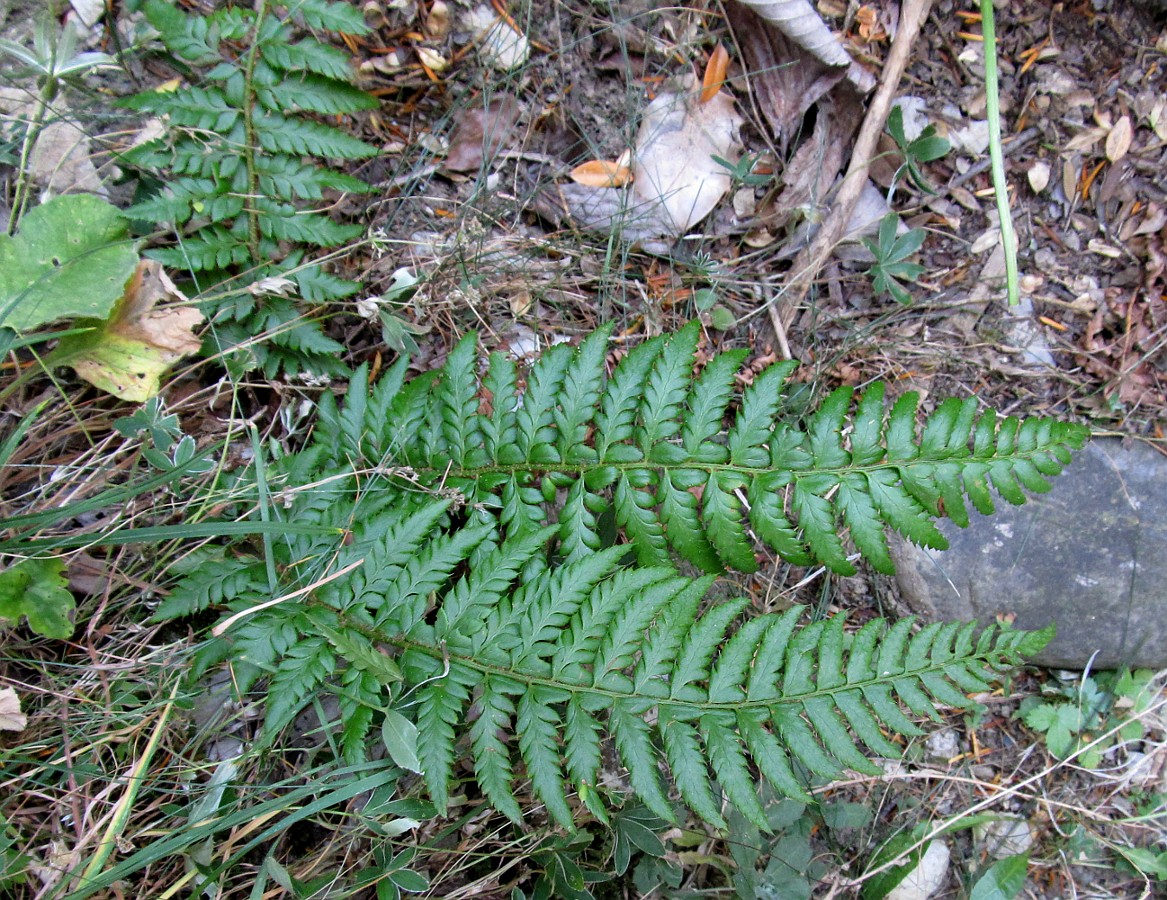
444, 95, 521, 173
59, 260, 204, 402
569, 159, 633, 188
1063, 126, 1106, 153
701, 43, 730, 104
1105, 114, 1133, 162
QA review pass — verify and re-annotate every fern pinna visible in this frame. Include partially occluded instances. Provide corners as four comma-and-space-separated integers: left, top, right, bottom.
120, 0, 374, 376
160, 324, 1086, 830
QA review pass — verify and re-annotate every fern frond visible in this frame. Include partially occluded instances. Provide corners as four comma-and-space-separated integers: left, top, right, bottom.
121, 0, 377, 376
390, 544, 1052, 829
289, 0, 370, 34
172, 327, 1079, 832
358, 329, 1089, 576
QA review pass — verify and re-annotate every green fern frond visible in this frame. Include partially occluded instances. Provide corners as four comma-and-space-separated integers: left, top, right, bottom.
342, 326, 1088, 577
170, 327, 1079, 832
119, 0, 374, 376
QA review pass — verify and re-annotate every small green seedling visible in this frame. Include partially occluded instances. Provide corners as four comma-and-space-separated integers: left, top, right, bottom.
1017, 669, 1158, 768
862, 213, 926, 305
886, 106, 951, 194
713, 152, 771, 187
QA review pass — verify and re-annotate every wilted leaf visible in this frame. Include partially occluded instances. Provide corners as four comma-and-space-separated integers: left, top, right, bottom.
569, 159, 633, 188
444, 95, 521, 173
632, 72, 743, 233
0, 558, 74, 639
1105, 114, 1132, 162
0, 687, 26, 732
0, 194, 138, 332
1063, 126, 1106, 153
57, 259, 203, 402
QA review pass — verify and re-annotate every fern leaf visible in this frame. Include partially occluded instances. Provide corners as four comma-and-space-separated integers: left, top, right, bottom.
639, 322, 699, 452
255, 111, 377, 159
703, 711, 769, 829
173, 325, 1081, 832
671, 598, 751, 702
471, 676, 524, 823
518, 686, 574, 829
261, 34, 355, 81
415, 661, 475, 815
291, 0, 371, 33
610, 699, 674, 823
265, 637, 336, 736
339, 667, 382, 764
660, 708, 727, 830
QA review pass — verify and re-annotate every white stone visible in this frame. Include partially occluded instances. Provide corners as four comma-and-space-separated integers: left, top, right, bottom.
887, 841, 950, 900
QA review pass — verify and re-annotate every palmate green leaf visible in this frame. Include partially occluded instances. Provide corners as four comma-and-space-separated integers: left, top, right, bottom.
0, 557, 74, 639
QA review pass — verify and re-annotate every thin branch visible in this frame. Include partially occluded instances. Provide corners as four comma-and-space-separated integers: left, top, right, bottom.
772, 0, 935, 335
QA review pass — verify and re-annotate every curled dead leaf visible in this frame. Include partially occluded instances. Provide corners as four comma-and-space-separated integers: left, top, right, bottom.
569, 159, 634, 188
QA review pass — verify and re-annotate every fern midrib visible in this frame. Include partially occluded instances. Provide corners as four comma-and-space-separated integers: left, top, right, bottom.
311, 597, 989, 714
240, 0, 268, 254
377, 449, 1053, 483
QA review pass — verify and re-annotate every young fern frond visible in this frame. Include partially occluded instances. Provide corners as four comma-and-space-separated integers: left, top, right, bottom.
162, 326, 1082, 830
119, 0, 374, 376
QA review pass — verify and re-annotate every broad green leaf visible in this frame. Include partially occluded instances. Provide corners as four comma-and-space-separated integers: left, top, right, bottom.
0, 195, 138, 332
0, 558, 74, 639
382, 709, 422, 773
969, 854, 1028, 900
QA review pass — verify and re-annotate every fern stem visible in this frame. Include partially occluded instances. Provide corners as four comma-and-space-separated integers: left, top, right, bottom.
241, 0, 268, 255
980, 0, 1019, 306
322, 606, 999, 715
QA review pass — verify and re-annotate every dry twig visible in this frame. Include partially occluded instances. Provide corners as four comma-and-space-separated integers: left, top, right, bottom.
768, 0, 935, 341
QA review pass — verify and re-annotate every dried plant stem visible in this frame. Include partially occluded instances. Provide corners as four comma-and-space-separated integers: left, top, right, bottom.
770, 0, 934, 336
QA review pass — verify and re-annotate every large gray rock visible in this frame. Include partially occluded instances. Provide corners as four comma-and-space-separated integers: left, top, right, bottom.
891, 437, 1167, 670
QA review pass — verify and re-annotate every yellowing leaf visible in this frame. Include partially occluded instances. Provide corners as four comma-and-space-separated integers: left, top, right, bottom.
57, 260, 203, 402
570, 159, 633, 188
